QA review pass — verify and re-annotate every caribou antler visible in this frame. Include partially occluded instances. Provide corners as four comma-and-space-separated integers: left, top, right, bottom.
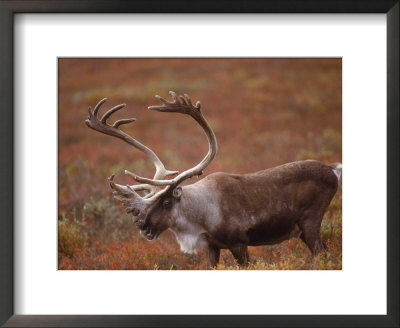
128, 91, 218, 189
107, 174, 166, 215
85, 92, 217, 214
85, 98, 178, 199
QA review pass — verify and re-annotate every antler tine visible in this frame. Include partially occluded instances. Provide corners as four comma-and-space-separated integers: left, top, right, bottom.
109, 174, 172, 206
182, 94, 194, 107
113, 118, 136, 128
101, 103, 126, 123
108, 175, 164, 212
93, 98, 108, 116
107, 175, 144, 206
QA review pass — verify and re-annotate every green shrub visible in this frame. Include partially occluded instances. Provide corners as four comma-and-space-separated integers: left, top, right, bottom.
321, 211, 342, 240
82, 197, 135, 244
58, 215, 88, 258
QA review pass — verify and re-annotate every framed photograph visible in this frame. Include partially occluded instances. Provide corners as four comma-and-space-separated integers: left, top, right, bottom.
59, 57, 343, 272
1, 1, 398, 327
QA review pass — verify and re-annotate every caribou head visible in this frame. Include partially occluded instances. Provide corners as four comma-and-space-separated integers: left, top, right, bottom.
85, 91, 217, 241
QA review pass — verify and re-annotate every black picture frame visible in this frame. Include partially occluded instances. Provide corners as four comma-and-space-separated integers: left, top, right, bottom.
0, 1, 398, 327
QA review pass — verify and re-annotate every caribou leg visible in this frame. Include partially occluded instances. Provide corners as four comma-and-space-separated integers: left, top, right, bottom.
298, 191, 334, 257
206, 245, 220, 269
299, 210, 328, 257
300, 228, 325, 257
230, 244, 249, 267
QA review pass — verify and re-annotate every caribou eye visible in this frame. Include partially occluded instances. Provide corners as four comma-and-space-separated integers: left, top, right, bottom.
127, 208, 140, 216
162, 199, 172, 209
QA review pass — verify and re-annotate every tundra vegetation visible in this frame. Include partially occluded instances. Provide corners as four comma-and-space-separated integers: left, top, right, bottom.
58, 58, 342, 270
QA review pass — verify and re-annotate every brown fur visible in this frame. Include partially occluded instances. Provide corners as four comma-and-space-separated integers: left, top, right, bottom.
140, 160, 338, 267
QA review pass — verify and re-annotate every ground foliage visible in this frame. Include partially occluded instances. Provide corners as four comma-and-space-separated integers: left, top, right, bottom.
58, 58, 342, 270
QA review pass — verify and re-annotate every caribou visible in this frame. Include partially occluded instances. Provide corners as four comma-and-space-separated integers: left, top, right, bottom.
85, 91, 341, 268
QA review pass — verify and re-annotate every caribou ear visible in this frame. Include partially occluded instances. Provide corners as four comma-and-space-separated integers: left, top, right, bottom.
172, 187, 182, 199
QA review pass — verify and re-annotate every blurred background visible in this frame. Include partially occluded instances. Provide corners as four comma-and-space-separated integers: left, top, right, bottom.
58, 58, 342, 270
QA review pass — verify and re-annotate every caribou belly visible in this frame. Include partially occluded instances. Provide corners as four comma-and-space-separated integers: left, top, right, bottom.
247, 215, 298, 246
